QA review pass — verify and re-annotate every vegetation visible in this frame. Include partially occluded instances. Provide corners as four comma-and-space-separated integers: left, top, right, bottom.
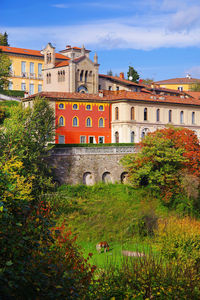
122, 127, 200, 209
0, 89, 25, 97
190, 82, 200, 91
0, 50, 11, 90
0, 32, 9, 46
53, 142, 135, 148
127, 66, 140, 83
0, 100, 19, 124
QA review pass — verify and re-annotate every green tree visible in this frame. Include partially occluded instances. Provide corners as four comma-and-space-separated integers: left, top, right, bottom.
141, 78, 154, 85
0, 97, 55, 196
127, 66, 140, 83
0, 32, 9, 46
190, 82, 200, 91
0, 51, 11, 90
121, 127, 200, 204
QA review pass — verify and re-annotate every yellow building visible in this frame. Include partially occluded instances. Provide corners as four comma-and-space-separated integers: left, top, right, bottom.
0, 45, 68, 95
154, 75, 200, 92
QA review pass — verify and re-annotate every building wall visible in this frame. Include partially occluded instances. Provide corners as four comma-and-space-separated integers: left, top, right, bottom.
159, 83, 192, 91
111, 101, 200, 143
56, 100, 111, 144
8, 54, 43, 94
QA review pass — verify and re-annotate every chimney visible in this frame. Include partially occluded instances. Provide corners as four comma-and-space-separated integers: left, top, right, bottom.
66, 45, 71, 49
186, 74, 191, 79
120, 72, 124, 79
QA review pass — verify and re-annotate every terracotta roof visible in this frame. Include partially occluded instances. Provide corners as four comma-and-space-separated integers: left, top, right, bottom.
0, 45, 69, 60
185, 91, 200, 100
55, 61, 69, 68
23, 90, 200, 106
60, 46, 90, 53
99, 74, 143, 87
155, 77, 200, 85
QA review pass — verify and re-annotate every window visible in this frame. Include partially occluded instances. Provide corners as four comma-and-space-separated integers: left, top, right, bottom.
98, 105, 104, 111
89, 136, 94, 143
86, 104, 91, 110
86, 117, 92, 127
8, 81, 13, 90
58, 103, 64, 109
192, 112, 195, 124
38, 84, 42, 92
115, 131, 119, 143
99, 84, 101, 90
169, 110, 172, 123
58, 135, 65, 144
144, 108, 147, 121
108, 86, 112, 91
116, 86, 119, 91
131, 107, 135, 120
46, 73, 51, 84
21, 61, 26, 76
38, 63, 42, 76
178, 86, 183, 91
80, 136, 86, 143
21, 83, 26, 91
72, 103, 78, 110
85, 70, 88, 83
30, 62, 34, 75
72, 117, 78, 127
180, 111, 184, 124
131, 131, 135, 143
59, 116, 64, 126
99, 118, 104, 128
156, 109, 160, 122
80, 70, 83, 81
115, 107, 119, 120
47, 52, 51, 63
141, 128, 149, 139
98, 136, 105, 144
29, 84, 34, 95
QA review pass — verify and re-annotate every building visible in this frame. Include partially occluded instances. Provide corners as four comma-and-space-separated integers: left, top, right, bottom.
23, 43, 200, 144
154, 75, 200, 92
0, 45, 68, 95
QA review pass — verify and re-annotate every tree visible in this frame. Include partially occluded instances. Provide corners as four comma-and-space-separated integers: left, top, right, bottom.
121, 127, 200, 204
140, 78, 154, 85
190, 82, 200, 92
0, 32, 9, 46
107, 69, 113, 76
0, 51, 11, 90
127, 66, 140, 83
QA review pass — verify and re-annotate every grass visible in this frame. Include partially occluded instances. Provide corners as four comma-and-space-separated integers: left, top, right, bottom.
48, 183, 169, 268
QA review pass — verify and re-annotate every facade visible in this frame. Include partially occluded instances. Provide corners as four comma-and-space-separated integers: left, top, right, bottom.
0, 45, 68, 95
22, 42, 200, 144
154, 75, 200, 92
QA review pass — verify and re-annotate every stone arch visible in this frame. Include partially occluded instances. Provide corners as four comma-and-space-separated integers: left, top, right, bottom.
121, 172, 128, 184
83, 172, 95, 185
102, 172, 112, 183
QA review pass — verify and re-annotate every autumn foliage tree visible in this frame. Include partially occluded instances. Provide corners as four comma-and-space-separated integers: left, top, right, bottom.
122, 127, 200, 205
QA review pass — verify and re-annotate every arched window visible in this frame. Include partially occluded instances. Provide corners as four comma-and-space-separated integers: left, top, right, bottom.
192, 112, 195, 124
99, 118, 104, 128
141, 128, 149, 139
115, 107, 119, 120
86, 104, 91, 110
156, 109, 160, 122
47, 52, 51, 64
86, 117, 92, 127
62, 70, 65, 81
144, 108, 147, 121
131, 131, 135, 143
85, 70, 88, 83
180, 111, 184, 124
169, 110, 172, 123
115, 131, 119, 143
72, 116, 78, 127
58, 103, 64, 109
73, 103, 78, 110
59, 116, 64, 126
80, 70, 84, 81
131, 107, 135, 120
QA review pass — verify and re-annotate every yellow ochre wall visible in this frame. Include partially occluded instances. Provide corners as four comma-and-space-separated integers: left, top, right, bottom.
159, 83, 192, 91
8, 54, 44, 94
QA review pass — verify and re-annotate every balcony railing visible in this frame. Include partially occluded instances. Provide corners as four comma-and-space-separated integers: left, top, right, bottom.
10, 72, 43, 80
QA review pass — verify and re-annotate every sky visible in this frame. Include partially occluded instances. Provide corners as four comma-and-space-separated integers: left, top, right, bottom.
1, 0, 200, 81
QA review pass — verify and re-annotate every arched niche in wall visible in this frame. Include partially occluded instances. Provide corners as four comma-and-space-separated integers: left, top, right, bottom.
102, 172, 112, 184
121, 172, 128, 184
83, 172, 95, 185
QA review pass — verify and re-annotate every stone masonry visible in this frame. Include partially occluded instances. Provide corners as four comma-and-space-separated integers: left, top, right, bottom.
48, 146, 136, 185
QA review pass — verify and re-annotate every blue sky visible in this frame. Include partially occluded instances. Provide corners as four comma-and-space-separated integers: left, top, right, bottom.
1, 0, 200, 81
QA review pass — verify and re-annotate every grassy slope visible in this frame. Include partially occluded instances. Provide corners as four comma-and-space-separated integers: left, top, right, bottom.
50, 184, 169, 267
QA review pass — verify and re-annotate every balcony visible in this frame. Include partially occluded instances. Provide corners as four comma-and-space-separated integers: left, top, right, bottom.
21, 72, 27, 78
29, 73, 35, 79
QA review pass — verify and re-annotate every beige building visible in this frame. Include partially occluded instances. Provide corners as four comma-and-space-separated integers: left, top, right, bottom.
110, 91, 200, 143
